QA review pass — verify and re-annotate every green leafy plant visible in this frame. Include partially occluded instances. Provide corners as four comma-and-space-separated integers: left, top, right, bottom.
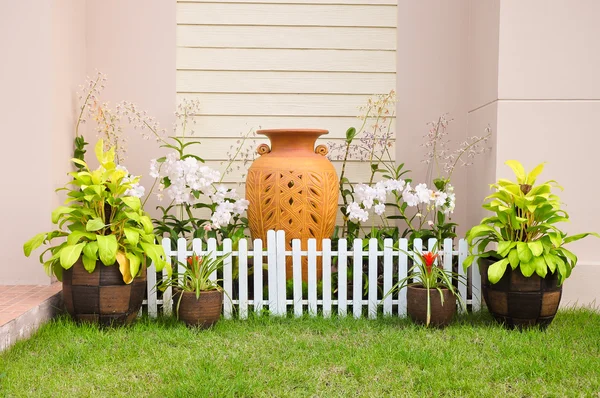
383, 250, 466, 326
463, 160, 599, 285
156, 253, 227, 316
23, 140, 170, 283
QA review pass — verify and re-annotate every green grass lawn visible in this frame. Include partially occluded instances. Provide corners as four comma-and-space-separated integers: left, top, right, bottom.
1, 309, 599, 397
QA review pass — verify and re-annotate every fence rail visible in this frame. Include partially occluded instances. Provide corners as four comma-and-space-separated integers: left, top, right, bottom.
142, 230, 482, 319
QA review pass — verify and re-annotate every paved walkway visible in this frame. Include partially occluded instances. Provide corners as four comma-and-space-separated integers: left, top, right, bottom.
0, 284, 62, 326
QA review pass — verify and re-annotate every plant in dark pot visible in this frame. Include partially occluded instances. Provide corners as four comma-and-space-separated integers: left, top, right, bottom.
463, 160, 598, 329
384, 250, 466, 327
157, 253, 226, 328
23, 140, 170, 326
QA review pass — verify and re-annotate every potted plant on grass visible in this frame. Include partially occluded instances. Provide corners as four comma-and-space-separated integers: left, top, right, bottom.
463, 160, 598, 328
384, 250, 466, 327
23, 140, 170, 326
157, 253, 226, 328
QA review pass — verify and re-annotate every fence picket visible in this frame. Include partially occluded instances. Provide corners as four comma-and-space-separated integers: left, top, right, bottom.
413, 238, 422, 280
207, 238, 218, 282
368, 238, 378, 319
292, 239, 303, 318
398, 238, 408, 316
253, 238, 264, 314
337, 239, 348, 317
353, 239, 363, 319
149, 232, 476, 320
458, 239, 468, 312
308, 239, 318, 317
223, 238, 233, 319
383, 238, 393, 316
238, 239, 249, 319
267, 230, 278, 315
322, 239, 332, 318
162, 238, 173, 316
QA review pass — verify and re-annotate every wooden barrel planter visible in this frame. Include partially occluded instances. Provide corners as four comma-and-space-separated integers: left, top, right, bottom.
407, 285, 456, 327
480, 258, 562, 329
62, 259, 146, 326
174, 289, 223, 328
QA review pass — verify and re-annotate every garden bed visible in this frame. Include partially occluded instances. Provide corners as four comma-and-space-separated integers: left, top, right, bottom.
1, 309, 599, 397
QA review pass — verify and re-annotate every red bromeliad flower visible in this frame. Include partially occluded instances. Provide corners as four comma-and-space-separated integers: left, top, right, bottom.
422, 252, 438, 274
187, 255, 202, 267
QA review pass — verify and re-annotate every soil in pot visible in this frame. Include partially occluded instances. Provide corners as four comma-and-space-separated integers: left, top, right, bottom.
480, 258, 562, 329
175, 289, 223, 328
62, 259, 146, 326
407, 285, 457, 327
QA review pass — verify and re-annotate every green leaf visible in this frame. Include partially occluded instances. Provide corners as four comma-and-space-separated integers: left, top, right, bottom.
121, 196, 141, 212
548, 232, 563, 248
497, 241, 516, 257
51, 206, 76, 224
563, 232, 600, 244
82, 241, 98, 259
520, 260, 536, 277
345, 127, 356, 143
139, 215, 154, 234
86, 218, 106, 232
140, 242, 168, 274
81, 253, 97, 273
526, 162, 545, 185
126, 252, 142, 278
508, 248, 520, 270
488, 258, 510, 284
59, 243, 86, 269
516, 242, 533, 263
543, 252, 556, 273
527, 240, 544, 257
533, 256, 547, 278
123, 227, 140, 246
66, 230, 97, 245
23, 232, 47, 257
505, 160, 526, 183
462, 255, 474, 270
96, 235, 118, 265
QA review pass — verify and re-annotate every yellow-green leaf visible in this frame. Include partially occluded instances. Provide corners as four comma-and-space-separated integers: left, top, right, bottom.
526, 162, 545, 185
97, 235, 118, 265
121, 196, 141, 212
123, 227, 140, 246
488, 258, 510, 284
505, 160, 526, 183
51, 206, 76, 224
533, 256, 547, 278
59, 243, 86, 269
86, 218, 106, 232
126, 252, 142, 278
527, 240, 544, 257
24, 232, 47, 257
517, 242, 533, 263
520, 260, 536, 277
508, 248, 520, 270
139, 215, 154, 234
82, 253, 97, 273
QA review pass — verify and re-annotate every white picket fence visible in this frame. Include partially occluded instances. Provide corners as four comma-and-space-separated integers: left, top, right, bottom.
142, 230, 482, 319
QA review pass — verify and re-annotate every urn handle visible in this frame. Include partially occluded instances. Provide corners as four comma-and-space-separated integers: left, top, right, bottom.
256, 144, 271, 156
315, 145, 328, 156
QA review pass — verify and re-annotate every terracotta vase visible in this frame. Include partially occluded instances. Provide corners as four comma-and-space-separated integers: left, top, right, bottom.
245, 129, 339, 281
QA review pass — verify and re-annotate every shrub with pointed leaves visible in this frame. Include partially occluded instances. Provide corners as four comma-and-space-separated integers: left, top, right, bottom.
463, 160, 599, 285
23, 140, 170, 283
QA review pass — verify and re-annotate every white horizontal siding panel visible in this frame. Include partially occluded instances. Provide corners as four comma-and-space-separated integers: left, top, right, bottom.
177, 48, 395, 72
177, 25, 396, 50
179, 137, 396, 162
177, 71, 396, 94
185, 116, 395, 139
177, 3, 396, 27
178, 93, 374, 116
179, 0, 397, 4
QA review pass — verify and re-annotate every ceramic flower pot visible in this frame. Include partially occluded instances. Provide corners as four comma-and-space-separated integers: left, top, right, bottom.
407, 285, 457, 327
245, 129, 339, 281
480, 258, 562, 329
174, 289, 223, 328
62, 259, 147, 326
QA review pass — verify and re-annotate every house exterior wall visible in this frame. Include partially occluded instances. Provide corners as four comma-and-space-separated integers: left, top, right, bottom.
0, 0, 86, 284
176, 0, 397, 225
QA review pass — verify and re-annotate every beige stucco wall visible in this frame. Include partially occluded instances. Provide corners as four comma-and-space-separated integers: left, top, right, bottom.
396, 0, 470, 237
0, 1, 86, 284
496, 0, 600, 306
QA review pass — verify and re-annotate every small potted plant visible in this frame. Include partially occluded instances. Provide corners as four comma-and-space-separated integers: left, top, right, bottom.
463, 160, 598, 328
384, 250, 466, 327
23, 140, 170, 326
158, 253, 226, 328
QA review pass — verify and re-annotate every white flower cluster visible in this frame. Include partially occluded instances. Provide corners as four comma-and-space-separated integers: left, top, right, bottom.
346, 179, 455, 223
116, 165, 145, 198
150, 153, 249, 229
